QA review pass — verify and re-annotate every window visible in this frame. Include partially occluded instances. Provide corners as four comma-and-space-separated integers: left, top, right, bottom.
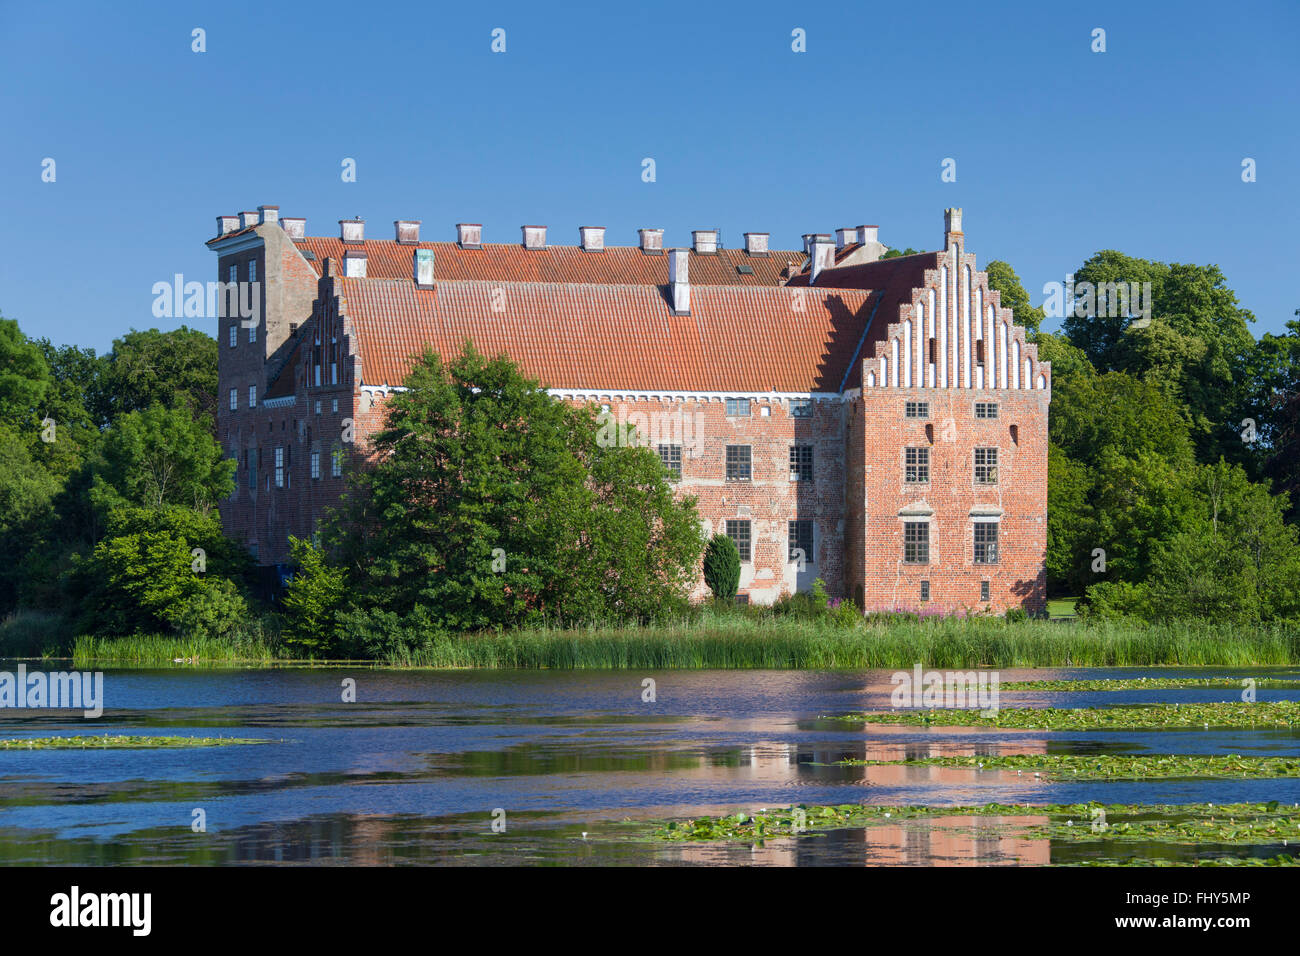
274, 447, 284, 488
928, 338, 937, 365
330, 362, 338, 385
332, 399, 339, 413
980, 580, 991, 602
790, 398, 812, 418
905, 446, 929, 483
725, 445, 751, 481
248, 321, 256, 344
725, 519, 752, 562
331, 447, 343, 478
229, 388, 238, 411
248, 448, 257, 490
975, 402, 999, 419
725, 398, 750, 417
975, 339, 985, 364
975, 447, 998, 484
248, 260, 257, 283
228, 265, 238, 284
248, 385, 257, 408
903, 521, 929, 564
657, 443, 682, 478
974, 523, 999, 564
920, 580, 931, 602
789, 445, 813, 481
314, 365, 322, 387
905, 401, 929, 419
315, 400, 321, 415
310, 450, 321, 480
229, 325, 237, 348
788, 520, 813, 563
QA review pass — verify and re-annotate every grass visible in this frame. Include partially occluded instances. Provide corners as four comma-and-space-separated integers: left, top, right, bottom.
825, 699, 1300, 730
5, 609, 1299, 670
1047, 596, 1079, 620
1004, 676, 1300, 691
833, 753, 1300, 780
0, 735, 269, 749
650, 800, 1300, 861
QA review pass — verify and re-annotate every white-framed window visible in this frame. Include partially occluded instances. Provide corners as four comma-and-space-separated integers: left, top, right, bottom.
332, 398, 338, 413
331, 446, 343, 477
229, 325, 237, 348
310, 450, 321, 479
248, 321, 256, 343
248, 384, 257, 408
314, 400, 321, 415
228, 265, 237, 284
274, 447, 284, 488
249, 259, 257, 283
229, 388, 237, 411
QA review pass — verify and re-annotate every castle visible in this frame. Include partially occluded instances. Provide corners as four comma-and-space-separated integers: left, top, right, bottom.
209, 207, 1049, 612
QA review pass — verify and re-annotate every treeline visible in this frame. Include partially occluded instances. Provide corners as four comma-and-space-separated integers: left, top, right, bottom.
986, 252, 1300, 623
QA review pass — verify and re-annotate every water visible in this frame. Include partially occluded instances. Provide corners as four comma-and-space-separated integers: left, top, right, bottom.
1, 666, 1298, 865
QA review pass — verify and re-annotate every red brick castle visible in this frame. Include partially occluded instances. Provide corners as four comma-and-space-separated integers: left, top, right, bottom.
209, 207, 1050, 613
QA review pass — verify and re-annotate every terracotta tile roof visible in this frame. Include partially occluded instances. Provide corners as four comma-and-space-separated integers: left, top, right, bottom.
334, 278, 875, 394
295, 238, 805, 286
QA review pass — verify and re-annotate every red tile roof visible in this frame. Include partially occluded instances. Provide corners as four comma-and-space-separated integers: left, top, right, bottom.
332, 278, 875, 394
293, 238, 805, 286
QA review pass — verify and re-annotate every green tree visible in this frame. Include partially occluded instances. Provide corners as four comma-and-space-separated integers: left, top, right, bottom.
281, 537, 347, 655
0, 316, 51, 426
97, 327, 218, 425
702, 534, 741, 602
984, 260, 1045, 338
336, 344, 704, 630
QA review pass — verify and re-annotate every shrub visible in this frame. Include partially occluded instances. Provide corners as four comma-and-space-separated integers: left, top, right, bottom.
702, 534, 740, 601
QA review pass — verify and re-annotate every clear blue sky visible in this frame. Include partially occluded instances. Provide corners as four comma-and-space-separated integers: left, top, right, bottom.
2, 0, 1297, 353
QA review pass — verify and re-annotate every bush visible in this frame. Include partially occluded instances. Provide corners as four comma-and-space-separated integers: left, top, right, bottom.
702, 534, 741, 601
1004, 607, 1029, 624
168, 577, 252, 641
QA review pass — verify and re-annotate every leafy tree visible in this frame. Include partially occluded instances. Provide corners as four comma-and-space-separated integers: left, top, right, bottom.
984, 260, 1045, 337
0, 316, 51, 426
89, 403, 234, 515
1062, 251, 1170, 366
703, 534, 741, 601
880, 247, 921, 259
281, 537, 347, 655
335, 344, 704, 630
96, 327, 218, 426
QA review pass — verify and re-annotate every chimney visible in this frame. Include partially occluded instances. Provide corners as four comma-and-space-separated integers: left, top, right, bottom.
456, 223, 482, 249
413, 248, 435, 289
638, 228, 664, 255
340, 219, 365, 243
579, 226, 606, 252
835, 227, 859, 249
343, 247, 367, 278
394, 220, 421, 244
744, 233, 769, 257
217, 215, 239, 236
858, 224, 879, 246
258, 205, 279, 225
239, 211, 260, 230
281, 217, 306, 240
801, 233, 816, 254
669, 249, 690, 315
521, 225, 547, 250
944, 207, 963, 248
692, 229, 718, 254
809, 237, 836, 285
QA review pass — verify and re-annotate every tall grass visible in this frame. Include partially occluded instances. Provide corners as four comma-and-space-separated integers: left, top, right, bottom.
388, 614, 1300, 669
70, 632, 280, 666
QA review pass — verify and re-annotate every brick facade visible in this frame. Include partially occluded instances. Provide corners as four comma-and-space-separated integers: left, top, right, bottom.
209, 208, 1049, 613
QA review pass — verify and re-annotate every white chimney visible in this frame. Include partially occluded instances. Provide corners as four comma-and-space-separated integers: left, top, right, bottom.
669, 249, 690, 314
343, 248, 367, 278
239, 211, 259, 230
217, 215, 239, 236
744, 233, 769, 256
456, 223, 482, 249
258, 205, 279, 225
638, 228, 664, 254
340, 219, 365, 243
281, 217, 306, 239
810, 237, 836, 284
835, 227, 859, 249
944, 207, 963, 246
579, 226, 605, 252
414, 249, 435, 288
858, 224, 879, 245
692, 229, 718, 254
522, 225, 547, 250
394, 220, 421, 244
